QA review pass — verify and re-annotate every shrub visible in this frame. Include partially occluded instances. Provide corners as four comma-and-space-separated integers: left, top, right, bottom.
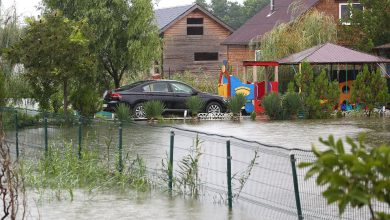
186, 96, 204, 117
228, 93, 246, 115
250, 111, 256, 121
262, 93, 282, 120
115, 103, 131, 122
299, 135, 390, 220
351, 65, 389, 117
144, 100, 165, 120
282, 92, 301, 119
70, 86, 101, 117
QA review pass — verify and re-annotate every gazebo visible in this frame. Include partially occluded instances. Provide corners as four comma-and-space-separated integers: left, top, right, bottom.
277, 43, 390, 108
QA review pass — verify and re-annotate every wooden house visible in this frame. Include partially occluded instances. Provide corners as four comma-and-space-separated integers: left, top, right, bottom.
223, 0, 362, 74
155, 4, 234, 75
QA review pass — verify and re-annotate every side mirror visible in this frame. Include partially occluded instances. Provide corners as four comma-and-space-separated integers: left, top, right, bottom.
192, 90, 199, 96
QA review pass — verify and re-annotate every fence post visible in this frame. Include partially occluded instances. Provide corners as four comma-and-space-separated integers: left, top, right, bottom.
15, 111, 19, 160
44, 113, 48, 156
226, 140, 233, 210
78, 116, 82, 160
290, 154, 303, 220
118, 122, 123, 173
168, 131, 175, 193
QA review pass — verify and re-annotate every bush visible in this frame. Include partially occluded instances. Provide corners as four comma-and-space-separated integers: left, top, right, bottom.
282, 92, 301, 119
186, 96, 204, 117
250, 111, 256, 121
70, 86, 101, 117
115, 103, 131, 122
262, 93, 282, 120
144, 100, 165, 120
228, 93, 246, 115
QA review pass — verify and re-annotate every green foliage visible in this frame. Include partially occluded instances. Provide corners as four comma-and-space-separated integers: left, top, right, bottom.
176, 134, 202, 198
171, 71, 218, 94
258, 10, 337, 60
6, 12, 96, 111
295, 63, 340, 119
262, 93, 282, 120
24, 143, 151, 198
282, 92, 301, 119
115, 103, 131, 122
186, 96, 204, 117
299, 135, 390, 219
44, 0, 161, 88
143, 100, 165, 120
70, 86, 101, 117
228, 93, 246, 115
340, 0, 390, 52
0, 71, 5, 107
250, 111, 256, 121
351, 65, 389, 116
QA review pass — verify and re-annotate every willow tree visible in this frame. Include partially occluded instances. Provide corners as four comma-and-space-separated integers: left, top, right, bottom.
43, 0, 161, 88
255, 9, 337, 60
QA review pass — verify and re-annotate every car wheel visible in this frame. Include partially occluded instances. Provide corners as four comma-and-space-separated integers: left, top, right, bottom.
133, 103, 146, 119
206, 102, 222, 114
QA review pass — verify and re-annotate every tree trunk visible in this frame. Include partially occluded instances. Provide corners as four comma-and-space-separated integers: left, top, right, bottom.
114, 75, 120, 88
63, 80, 68, 113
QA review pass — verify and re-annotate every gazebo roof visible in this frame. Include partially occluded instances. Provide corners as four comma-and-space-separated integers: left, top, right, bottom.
278, 43, 390, 64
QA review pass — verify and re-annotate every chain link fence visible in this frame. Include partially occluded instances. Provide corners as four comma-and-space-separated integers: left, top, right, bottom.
1, 107, 388, 219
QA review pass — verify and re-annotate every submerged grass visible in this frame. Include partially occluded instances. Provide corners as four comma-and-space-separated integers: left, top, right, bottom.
23, 143, 151, 200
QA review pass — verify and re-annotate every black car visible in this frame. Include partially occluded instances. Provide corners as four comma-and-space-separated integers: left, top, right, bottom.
103, 80, 227, 118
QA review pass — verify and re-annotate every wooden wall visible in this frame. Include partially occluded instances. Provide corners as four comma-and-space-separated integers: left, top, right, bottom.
162, 9, 232, 75
227, 45, 255, 75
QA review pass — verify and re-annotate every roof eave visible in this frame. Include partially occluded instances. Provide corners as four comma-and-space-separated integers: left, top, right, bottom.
159, 4, 234, 34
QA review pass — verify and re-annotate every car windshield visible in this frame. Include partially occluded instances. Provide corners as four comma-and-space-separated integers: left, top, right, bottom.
117, 81, 150, 91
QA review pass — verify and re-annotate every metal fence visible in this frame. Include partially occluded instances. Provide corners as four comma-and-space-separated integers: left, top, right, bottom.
1, 107, 388, 220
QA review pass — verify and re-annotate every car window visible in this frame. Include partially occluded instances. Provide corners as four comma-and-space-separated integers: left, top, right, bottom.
171, 82, 193, 94
118, 81, 150, 91
143, 82, 169, 92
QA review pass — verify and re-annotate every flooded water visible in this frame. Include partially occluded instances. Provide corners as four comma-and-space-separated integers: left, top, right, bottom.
27, 190, 249, 220
9, 117, 390, 219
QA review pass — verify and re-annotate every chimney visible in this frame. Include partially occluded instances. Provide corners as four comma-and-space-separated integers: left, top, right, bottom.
267, 0, 275, 17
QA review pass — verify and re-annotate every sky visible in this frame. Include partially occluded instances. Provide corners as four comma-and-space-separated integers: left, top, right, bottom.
3, 0, 246, 20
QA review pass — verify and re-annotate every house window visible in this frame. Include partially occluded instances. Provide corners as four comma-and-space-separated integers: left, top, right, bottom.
187, 26, 203, 35
187, 17, 204, 35
339, 3, 363, 25
187, 18, 203, 24
194, 52, 219, 61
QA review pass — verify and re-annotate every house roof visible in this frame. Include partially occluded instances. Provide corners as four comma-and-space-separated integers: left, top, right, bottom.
223, 0, 320, 45
154, 4, 234, 34
277, 43, 390, 64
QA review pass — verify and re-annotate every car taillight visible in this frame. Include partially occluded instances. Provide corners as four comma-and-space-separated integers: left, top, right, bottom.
110, 92, 122, 100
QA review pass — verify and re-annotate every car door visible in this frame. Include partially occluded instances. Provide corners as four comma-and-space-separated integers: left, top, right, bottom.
169, 82, 195, 110
142, 81, 174, 109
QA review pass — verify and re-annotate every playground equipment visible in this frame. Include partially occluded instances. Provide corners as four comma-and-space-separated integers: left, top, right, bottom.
218, 61, 279, 113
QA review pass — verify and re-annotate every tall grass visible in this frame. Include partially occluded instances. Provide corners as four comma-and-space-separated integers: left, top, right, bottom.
115, 103, 131, 122
23, 143, 150, 200
186, 96, 204, 117
228, 94, 246, 116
